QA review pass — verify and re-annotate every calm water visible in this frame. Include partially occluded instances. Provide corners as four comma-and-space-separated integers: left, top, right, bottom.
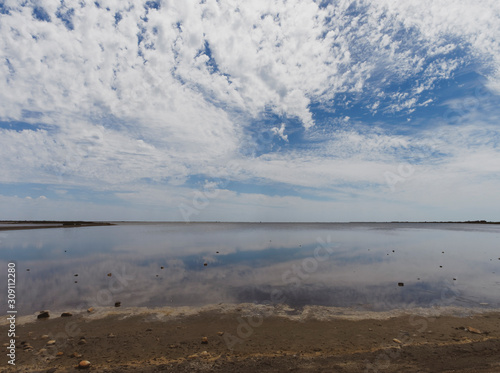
1, 223, 499, 315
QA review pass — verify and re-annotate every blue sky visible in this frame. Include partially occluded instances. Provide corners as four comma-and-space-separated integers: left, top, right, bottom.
0, 0, 500, 222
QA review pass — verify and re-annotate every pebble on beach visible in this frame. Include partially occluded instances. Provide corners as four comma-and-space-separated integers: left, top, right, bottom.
115, 301, 121, 307
201, 337, 208, 344
467, 326, 482, 334
87, 307, 94, 313
46, 340, 56, 346
61, 312, 73, 317
78, 360, 91, 369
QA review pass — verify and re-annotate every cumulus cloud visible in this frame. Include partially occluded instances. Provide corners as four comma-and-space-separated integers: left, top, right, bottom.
0, 0, 499, 220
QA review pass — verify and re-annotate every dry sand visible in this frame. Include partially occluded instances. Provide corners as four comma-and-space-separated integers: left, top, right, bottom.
1, 304, 500, 372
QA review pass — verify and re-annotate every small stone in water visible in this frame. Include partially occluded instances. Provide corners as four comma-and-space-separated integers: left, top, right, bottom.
398, 282, 404, 287
114, 302, 121, 307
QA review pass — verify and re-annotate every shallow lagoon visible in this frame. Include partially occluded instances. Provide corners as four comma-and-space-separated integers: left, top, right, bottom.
1, 222, 499, 315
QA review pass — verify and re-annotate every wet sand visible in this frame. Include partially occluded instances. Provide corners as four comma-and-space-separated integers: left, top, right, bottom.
1, 304, 500, 372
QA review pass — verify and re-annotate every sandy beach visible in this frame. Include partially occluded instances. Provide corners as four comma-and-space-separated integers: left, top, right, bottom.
2, 304, 500, 372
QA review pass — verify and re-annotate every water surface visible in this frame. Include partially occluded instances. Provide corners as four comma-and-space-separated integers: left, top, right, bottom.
1, 223, 499, 315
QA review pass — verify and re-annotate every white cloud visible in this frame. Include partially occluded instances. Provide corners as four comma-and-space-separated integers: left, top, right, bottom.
0, 1, 499, 220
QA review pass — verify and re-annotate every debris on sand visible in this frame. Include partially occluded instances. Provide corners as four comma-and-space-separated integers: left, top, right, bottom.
37, 311, 50, 319
467, 326, 482, 334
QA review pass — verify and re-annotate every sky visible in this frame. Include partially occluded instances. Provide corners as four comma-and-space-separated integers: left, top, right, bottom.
0, 0, 499, 222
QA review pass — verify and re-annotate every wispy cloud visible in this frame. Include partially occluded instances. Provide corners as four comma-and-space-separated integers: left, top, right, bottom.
0, 0, 499, 221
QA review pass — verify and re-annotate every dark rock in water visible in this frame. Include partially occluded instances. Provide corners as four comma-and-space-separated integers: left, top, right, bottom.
27, 269, 30, 271
61, 312, 72, 317
74, 274, 78, 277
204, 263, 208, 266
453, 278, 457, 281
114, 301, 121, 307
38, 311, 50, 319
161, 266, 164, 269
107, 273, 112, 277
398, 282, 404, 287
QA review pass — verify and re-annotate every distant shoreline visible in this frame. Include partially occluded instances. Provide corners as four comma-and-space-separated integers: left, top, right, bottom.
0, 221, 115, 231
0, 220, 499, 231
